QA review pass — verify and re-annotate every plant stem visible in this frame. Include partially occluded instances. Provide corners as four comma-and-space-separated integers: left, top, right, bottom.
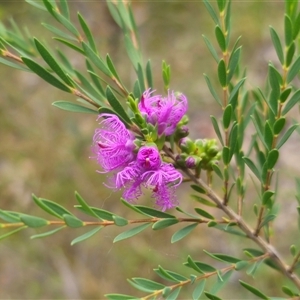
163, 145, 300, 290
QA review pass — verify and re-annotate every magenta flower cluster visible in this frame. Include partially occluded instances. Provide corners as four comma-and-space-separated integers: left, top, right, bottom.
92, 89, 187, 210
139, 89, 187, 136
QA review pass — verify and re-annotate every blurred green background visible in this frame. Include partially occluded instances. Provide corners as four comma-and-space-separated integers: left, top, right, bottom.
0, 1, 298, 299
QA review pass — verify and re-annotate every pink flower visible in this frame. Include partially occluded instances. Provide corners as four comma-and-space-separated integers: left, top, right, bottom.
92, 114, 135, 172
138, 89, 188, 136
115, 146, 182, 210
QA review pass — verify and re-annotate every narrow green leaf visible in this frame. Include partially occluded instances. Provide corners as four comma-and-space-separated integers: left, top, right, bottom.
42, 23, 77, 41
137, 63, 146, 92
235, 261, 249, 270
228, 46, 241, 82
277, 124, 299, 149
268, 64, 281, 96
251, 115, 268, 149
82, 42, 110, 76
211, 270, 234, 294
133, 80, 141, 99
191, 195, 216, 207
166, 287, 181, 300
285, 14, 293, 46
207, 253, 241, 264
105, 294, 135, 300
31, 226, 65, 239
213, 223, 247, 237
243, 157, 261, 181
25, 0, 47, 10
106, 54, 121, 82
203, 0, 220, 25
293, 11, 300, 39
184, 260, 216, 273
124, 34, 140, 70
286, 41, 295, 67
190, 184, 206, 194
116, 0, 132, 31
279, 87, 292, 103
211, 163, 223, 180
131, 278, 164, 291
52, 101, 98, 114
193, 280, 206, 300
217, 0, 226, 12
134, 206, 175, 218
0, 226, 27, 241
202, 35, 219, 62
218, 59, 227, 87
152, 218, 179, 230
239, 280, 269, 299
243, 248, 264, 258
246, 261, 263, 277
228, 77, 246, 105
259, 214, 276, 229
283, 89, 300, 115
267, 149, 279, 169
204, 74, 222, 106
113, 215, 128, 226
63, 214, 84, 228
86, 61, 105, 96
171, 223, 198, 243
215, 25, 226, 52
290, 245, 297, 257
78, 12, 97, 53
229, 123, 238, 160
106, 1, 121, 28
20, 214, 49, 228
222, 146, 230, 165
286, 55, 300, 83
57, 50, 74, 74
224, 0, 231, 33
76, 205, 114, 221
155, 266, 187, 283
54, 38, 85, 54
106, 86, 131, 124
33, 195, 72, 219
210, 115, 224, 146
75, 70, 103, 100
194, 208, 214, 220
0, 210, 20, 223
264, 121, 274, 150
71, 226, 102, 245
286, 0, 298, 20
113, 223, 151, 243
269, 26, 284, 64
186, 256, 205, 274
0, 57, 30, 72
262, 190, 275, 206
204, 292, 222, 300
223, 104, 232, 130
59, 0, 70, 20
282, 285, 298, 297
146, 59, 153, 89
273, 117, 286, 135
52, 7, 80, 37
21, 57, 71, 92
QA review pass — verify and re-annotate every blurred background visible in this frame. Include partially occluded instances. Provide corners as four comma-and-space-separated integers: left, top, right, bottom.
0, 0, 299, 299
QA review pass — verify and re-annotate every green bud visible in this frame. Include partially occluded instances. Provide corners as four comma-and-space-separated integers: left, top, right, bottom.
179, 137, 196, 153
127, 95, 139, 113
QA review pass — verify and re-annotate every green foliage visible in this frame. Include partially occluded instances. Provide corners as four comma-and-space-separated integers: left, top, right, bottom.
2, 0, 300, 299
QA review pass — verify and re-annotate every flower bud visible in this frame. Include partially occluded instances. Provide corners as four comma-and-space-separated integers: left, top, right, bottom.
179, 137, 195, 153
186, 156, 196, 168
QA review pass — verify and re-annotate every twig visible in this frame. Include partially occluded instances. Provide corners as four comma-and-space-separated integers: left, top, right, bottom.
163, 145, 300, 290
